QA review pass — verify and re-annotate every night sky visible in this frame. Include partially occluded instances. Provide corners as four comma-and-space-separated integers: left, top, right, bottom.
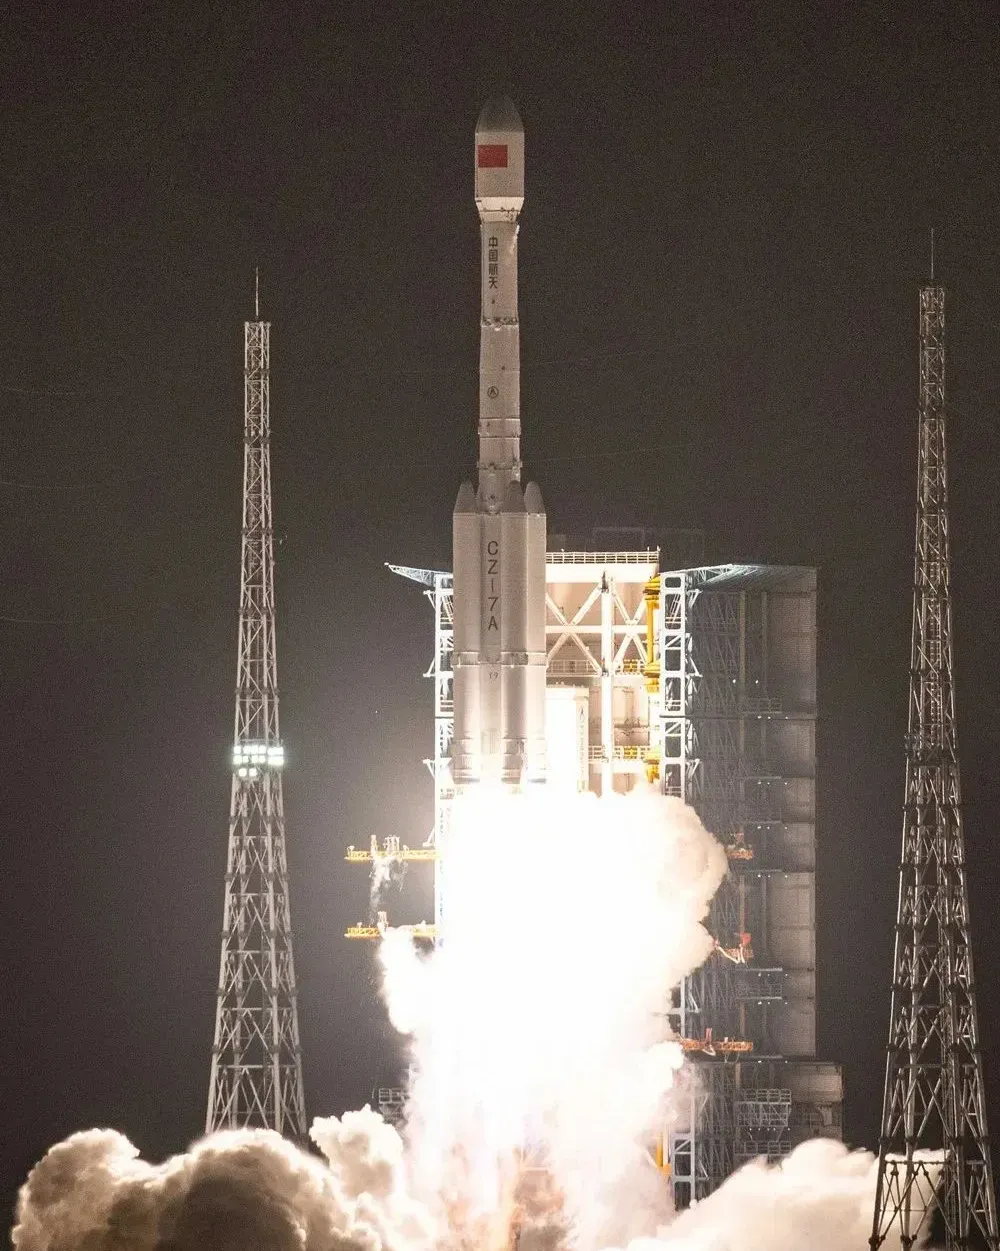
4, 1, 1000, 1226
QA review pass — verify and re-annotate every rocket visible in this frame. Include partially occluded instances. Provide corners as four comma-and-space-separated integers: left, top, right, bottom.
451, 98, 547, 789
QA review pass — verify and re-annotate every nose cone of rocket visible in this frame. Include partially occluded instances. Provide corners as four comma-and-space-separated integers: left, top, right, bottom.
476, 96, 523, 135
475, 96, 524, 216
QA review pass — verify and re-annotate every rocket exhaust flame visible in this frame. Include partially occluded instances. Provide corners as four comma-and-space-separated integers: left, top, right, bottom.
381, 787, 723, 1250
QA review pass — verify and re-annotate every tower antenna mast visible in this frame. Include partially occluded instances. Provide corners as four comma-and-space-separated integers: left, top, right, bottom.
206, 293, 307, 1135
870, 281, 998, 1249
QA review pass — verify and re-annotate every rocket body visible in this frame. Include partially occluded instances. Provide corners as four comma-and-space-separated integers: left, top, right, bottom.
452, 98, 547, 789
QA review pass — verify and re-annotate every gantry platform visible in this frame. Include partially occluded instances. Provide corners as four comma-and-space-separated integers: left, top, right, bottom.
345, 836, 437, 863
345, 912, 437, 941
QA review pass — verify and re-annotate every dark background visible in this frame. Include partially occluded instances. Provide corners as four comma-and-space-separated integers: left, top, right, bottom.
3, 0, 999, 1226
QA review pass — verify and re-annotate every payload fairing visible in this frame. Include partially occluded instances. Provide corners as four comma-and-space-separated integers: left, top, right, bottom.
451, 98, 547, 789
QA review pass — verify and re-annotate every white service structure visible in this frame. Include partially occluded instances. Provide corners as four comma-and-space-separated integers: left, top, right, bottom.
451, 97, 547, 789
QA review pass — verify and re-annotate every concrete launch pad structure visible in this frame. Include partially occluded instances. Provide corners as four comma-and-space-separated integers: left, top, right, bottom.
355, 97, 843, 1205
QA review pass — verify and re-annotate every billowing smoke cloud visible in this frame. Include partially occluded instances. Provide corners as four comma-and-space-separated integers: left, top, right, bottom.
12, 1127, 929, 1251
643, 1137, 930, 1251
12, 1109, 437, 1251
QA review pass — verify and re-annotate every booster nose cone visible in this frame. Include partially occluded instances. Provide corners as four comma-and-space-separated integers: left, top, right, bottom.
501, 480, 526, 513
523, 481, 545, 515
475, 95, 524, 216
454, 480, 478, 513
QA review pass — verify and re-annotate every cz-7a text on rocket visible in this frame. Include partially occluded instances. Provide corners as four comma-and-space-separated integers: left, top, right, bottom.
451, 97, 547, 791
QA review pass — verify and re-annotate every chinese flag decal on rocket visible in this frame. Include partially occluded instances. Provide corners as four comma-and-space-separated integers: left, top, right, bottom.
477, 144, 508, 168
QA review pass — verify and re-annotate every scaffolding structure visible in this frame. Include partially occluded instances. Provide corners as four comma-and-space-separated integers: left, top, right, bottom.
659, 564, 841, 1203
869, 285, 998, 1250
206, 305, 307, 1136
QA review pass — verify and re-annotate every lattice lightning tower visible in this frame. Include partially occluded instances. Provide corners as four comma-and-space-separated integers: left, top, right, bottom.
870, 283, 998, 1249
206, 296, 307, 1136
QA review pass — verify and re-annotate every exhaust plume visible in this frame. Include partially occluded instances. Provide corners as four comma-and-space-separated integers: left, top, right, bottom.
381, 788, 726, 1249
12, 1110, 437, 1251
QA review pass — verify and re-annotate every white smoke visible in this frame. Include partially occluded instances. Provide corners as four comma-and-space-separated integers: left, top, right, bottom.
380, 787, 726, 1249
12, 1128, 933, 1251
624, 1137, 937, 1251
12, 788, 937, 1251
12, 1109, 438, 1251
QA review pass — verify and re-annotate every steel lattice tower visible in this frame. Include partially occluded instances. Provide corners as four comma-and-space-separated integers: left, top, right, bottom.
870, 283, 998, 1250
206, 296, 307, 1136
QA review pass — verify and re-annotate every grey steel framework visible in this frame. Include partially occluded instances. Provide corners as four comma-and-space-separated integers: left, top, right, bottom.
661, 565, 842, 1205
870, 287, 998, 1250
385, 563, 453, 927
206, 313, 307, 1136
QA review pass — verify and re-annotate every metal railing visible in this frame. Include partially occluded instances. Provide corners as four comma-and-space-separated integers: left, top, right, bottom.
547, 658, 601, 676
588, 744, 655, 762
735, 1090, 792, 1130
546, 549, 658, 566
